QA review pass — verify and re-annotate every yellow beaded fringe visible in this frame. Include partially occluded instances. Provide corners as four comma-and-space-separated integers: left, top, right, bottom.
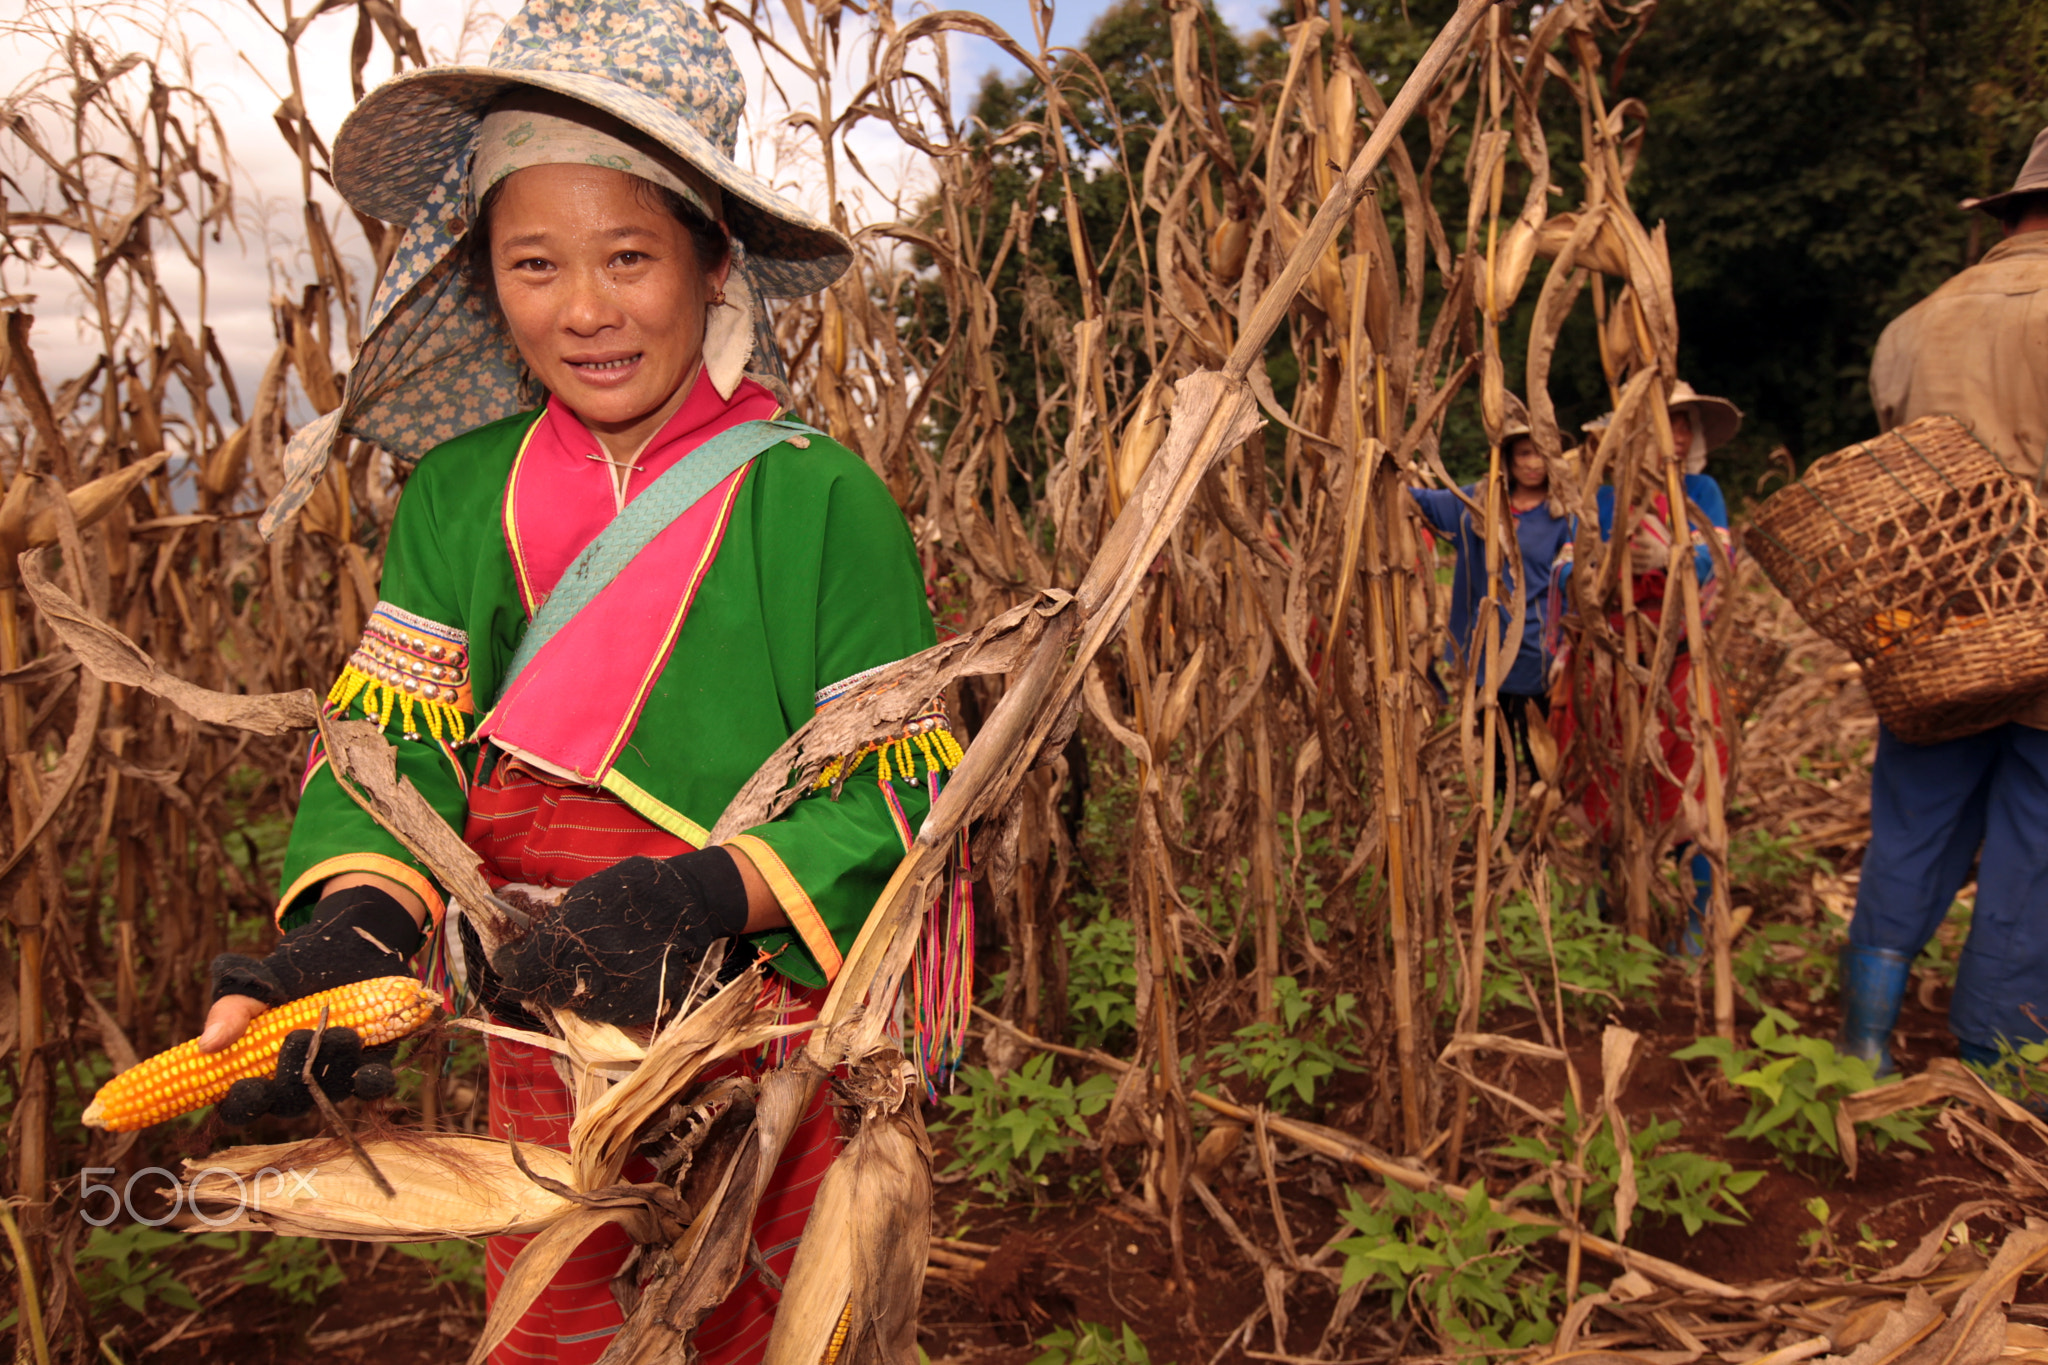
328, 664, 471, 744
814, 715, 964, 790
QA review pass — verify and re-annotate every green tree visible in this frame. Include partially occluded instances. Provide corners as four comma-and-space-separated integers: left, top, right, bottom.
1621, 0, 2048, 493
912, 0, 1251, 488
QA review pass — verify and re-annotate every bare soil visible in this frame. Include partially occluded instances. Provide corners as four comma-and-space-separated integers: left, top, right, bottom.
910, 970, 2048, 1365
85, 1239, 481, 1361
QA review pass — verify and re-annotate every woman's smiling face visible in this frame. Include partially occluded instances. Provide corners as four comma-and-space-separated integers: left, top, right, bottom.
489, 163, 730, 457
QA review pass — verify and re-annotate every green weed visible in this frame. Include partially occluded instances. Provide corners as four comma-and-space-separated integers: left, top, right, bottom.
1916, 893, 1974, 986
396, 1239, 487, 1297
1207, 975, 1363, 1112
1335, 1178, 1564, 1354
1727, 824, 1825, 893
1426, 879, 1661, 1024
1731, 921, 1841, 1009
931, 1056, 1117, 1197
1277, 809, 1345, 944
1798, 1195, 1837, 1262
1964, 1035, 2048, 1114
78, 1226, 217, 1315
1674, 1008, 1931, 1171
1063, 893, 1139, 1051
1030, 1320, 1161, 1365
1496, 1100, 1763, 1240
1798, 1196, 1900, 1276
241, 1236, 344, 1305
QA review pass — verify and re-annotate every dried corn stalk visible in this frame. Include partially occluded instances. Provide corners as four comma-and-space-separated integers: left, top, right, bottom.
0, 0, 1849, 1352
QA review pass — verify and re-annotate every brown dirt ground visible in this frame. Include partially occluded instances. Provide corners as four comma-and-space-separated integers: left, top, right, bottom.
909, 970, 2048, 1365
83, 1237, 482, 1361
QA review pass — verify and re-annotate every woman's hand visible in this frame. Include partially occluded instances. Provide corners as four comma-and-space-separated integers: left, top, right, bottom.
200, 876, 428, 1053
198, 993, 273, 1053
491, 846, 760, 1026
196, 883, 425, 1124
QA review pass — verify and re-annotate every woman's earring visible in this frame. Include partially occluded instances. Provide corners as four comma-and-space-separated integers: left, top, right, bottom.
708, 288, 729, 308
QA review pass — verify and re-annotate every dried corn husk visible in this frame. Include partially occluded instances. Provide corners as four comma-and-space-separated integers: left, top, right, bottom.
550, 1004, 650, 1071
600, 1057, 829, 1363
183, 1135, 580, 1240
1533, 209, 1631, 276
764, 1053, 931, 1365
1210, 215, 1249, 283
568, 965, 800, 1190
468, 1204, 663, 1365
1113, 380, 1171, 505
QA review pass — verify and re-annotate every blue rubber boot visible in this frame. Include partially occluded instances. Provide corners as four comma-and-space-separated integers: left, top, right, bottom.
1664, 847, 1712, 958
1837, 946, 1911, 1076
1680, 850, 1712, 959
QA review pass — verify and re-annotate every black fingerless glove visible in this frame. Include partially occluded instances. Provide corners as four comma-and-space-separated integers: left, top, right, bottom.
491, 847, 751, 1026
209, 886, 423, 1127
216, 1027, 400, 1125
456, 911, 547, 1034
210, 885, 425, 1006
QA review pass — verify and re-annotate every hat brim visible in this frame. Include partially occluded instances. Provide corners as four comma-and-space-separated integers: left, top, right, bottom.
1960, 185, 2048, 217
1673, 395, 1742, 452
332, 67, 851, 297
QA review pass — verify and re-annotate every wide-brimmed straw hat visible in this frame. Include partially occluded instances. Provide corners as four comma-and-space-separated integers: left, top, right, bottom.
1575, 379, 1741, 455
1668, 379, 1742, 454
260, 0, 849, 536
332, 0, 848, 295
1493, 391, 1533, 445
1962, 126, 2048, 219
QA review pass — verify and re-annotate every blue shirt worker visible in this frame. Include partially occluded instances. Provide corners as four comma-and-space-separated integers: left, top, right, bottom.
1410, 395, 1576, 785
1842, 126, 2048, 1074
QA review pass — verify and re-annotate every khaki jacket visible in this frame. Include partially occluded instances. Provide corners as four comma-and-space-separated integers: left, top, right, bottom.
1871, 231, 2048, 477
1870, 230, 2048, 725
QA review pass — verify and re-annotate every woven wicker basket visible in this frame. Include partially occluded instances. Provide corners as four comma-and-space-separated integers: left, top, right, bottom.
1744, 414, 2048, 745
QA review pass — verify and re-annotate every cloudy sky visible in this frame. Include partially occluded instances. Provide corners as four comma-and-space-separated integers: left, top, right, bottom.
0, 0, 1261, 411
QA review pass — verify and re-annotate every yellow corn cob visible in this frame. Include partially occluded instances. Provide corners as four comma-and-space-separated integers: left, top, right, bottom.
821, 1299, 855, 1365
82, 976, 440, 1132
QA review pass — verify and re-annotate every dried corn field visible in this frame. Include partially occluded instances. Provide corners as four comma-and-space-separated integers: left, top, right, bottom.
3, 0, 2047, 1359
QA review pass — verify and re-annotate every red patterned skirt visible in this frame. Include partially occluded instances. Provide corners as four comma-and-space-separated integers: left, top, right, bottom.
465, 761, 841, 1365
1550, 643, 1727, 842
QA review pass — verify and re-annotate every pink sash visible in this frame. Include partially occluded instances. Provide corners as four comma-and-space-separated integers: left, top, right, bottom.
476, 378, 779, 785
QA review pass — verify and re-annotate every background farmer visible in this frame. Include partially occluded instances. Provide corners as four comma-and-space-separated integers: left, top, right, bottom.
1550, 382, 1738, 954
190, 0, 953, 1358
1410, 394, 1575, 789
1841, 125, 2048, 1073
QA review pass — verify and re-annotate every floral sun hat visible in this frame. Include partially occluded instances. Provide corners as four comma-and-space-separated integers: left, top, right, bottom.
260, 0, 850, 536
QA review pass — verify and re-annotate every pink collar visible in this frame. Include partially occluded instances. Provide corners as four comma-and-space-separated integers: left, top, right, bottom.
482, 373, 782, 787
509, 374, 781, 611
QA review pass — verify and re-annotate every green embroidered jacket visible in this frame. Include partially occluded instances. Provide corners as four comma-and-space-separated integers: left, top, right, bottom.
277, 409, 939, 988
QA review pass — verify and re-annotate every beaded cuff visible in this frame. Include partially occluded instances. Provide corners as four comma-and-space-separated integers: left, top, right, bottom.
328, 602, 475, 742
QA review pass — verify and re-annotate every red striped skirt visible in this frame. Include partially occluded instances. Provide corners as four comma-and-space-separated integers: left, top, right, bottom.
1551, 644, 1727, 841
466, 759, 841, 1365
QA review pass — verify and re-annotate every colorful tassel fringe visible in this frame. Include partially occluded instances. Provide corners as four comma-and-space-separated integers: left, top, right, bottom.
329, 602, 474, 743
909, 770, 975, 1096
